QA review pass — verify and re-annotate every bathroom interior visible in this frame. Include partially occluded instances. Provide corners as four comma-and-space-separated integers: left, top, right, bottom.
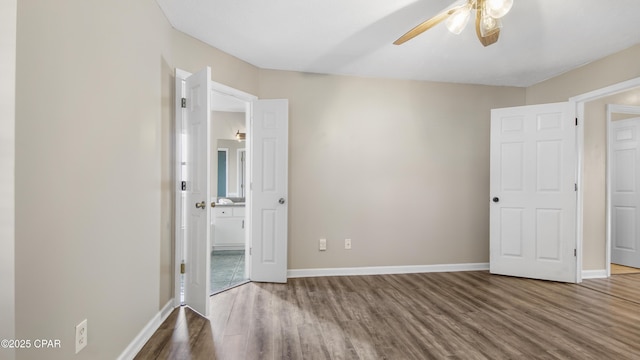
210, 104, 249, 294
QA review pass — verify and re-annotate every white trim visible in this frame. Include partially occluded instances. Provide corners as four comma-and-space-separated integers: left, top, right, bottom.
570, 78, 640, 104
606, 105, 640, 278
117, 300, 175, 360
174, 68, 258, 304
237, 148, 246, 198
173, 69, 187, 307
287, 263, 490, 278
581, 269, 607, 279
211, 81, 257, 103
569, 76, 640, 283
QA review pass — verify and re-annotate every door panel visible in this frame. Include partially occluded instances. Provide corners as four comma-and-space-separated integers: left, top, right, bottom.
611, 117, 640, 268
183, 67, 211, 316
490, 102, 577, 283
251, 99, 288, 283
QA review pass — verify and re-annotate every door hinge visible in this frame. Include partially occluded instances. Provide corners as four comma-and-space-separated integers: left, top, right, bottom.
574, 183, 578, 191
181, 181, 187, 191
249, 247, 252, 256
242, 219, 245, 229
180, 261, 186, 274
181, 98, 187, 108
575, 117, 578, 126
574, 249, 577, 257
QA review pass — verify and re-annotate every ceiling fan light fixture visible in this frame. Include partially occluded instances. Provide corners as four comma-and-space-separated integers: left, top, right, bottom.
485, 0, 513, 19
445, 5, 472, 35
479, 9, 502, 37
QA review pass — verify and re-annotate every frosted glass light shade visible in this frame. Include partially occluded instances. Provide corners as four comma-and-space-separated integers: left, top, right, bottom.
445, 6, 471, 35
485, 0, 513, 19
480, 11, 502, 37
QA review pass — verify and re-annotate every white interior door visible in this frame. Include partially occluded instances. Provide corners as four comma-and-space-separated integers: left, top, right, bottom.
250, 99, 288, 283
490, 102, 577, 282
183, 67, 211, 316
610, 116, 640, 268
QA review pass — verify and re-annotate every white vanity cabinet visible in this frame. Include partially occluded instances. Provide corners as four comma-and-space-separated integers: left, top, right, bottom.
212, 206, 245, 250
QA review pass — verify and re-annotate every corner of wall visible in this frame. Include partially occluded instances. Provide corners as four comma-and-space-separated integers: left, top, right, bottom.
0, 1, 17, 359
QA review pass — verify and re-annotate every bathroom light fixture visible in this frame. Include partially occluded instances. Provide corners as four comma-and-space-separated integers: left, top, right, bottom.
235, 130, 246, 141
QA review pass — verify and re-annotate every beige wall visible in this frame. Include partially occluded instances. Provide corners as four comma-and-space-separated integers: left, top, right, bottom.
1, 1, 16, 359
525, 44, 640, 271
12, 2, 640, 358
526, 44, 640, 105
259, 70, 525, 269
15, 0, 257, 359
582, 91, 640, 270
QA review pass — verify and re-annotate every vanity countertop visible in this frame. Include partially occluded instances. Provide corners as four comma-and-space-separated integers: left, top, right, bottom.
215, 203, 245, 207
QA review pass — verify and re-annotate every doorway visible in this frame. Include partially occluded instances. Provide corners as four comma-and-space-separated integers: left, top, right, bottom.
210, 103, 249, 294
569, 78, 640, 281
174, 68, 290, 314
607, 104, 640, 275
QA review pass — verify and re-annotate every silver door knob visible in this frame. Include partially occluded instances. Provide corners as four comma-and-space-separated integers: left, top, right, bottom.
195, 201, 206, 209
279, 198, 285, 204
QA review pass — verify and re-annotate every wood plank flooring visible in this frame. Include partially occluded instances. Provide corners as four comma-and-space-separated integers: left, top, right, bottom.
135, 271, 640, 359
611, 263, 640, 275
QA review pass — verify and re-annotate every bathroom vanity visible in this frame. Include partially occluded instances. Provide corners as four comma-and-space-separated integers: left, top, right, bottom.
211, 203, 245, 250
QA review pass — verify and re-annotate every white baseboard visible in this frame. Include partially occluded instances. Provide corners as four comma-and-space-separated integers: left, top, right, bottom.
287, 262, 490, 278
118, 299, 176, 360
581, 269, 608, 279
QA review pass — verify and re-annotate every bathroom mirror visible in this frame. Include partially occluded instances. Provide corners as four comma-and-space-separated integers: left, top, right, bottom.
211, 110, 246, 199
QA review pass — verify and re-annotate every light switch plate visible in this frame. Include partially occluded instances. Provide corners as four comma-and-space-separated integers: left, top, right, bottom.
319, 238, 327, 251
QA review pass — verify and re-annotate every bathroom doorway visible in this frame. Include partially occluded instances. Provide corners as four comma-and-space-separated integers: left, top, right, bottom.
210, 93, 250, 294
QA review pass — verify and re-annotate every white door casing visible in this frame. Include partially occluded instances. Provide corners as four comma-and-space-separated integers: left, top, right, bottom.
183, 67, 211, 316
250, 99, 289, 283
490, 102, 577, 283
610, 116, 640, 268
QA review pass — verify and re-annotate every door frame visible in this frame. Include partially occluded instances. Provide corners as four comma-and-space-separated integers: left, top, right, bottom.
606, 104, 640, 277
570, 76, 640, 282
174, 69, 257, 306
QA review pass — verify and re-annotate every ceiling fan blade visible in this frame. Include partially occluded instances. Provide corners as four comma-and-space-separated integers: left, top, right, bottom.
475, 0, 500, 47
393, 4, 466, 45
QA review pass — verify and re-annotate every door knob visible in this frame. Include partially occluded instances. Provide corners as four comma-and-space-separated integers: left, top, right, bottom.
211, 202, 216, 208
195, 201, 206, 209
492, 197, 500, 203
279, 198, 286, 204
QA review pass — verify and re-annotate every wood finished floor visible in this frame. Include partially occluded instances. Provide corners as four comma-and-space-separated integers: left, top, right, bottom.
611, 263, 640, 275
135, 271, 640, 359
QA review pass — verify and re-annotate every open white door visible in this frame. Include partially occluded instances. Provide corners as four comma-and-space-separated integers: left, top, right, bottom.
183, 67, 211, 316
490, 102, 577, 283
250, 99, 288, 283
610, 116, 640, 268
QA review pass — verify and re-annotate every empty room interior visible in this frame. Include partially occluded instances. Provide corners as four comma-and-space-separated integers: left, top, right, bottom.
3, 0, 640, 359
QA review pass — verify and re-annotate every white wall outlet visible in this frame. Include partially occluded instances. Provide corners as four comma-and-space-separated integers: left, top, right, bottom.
345, 238, 352, 250
319, 238, 327, 251
75, 319, 88, 354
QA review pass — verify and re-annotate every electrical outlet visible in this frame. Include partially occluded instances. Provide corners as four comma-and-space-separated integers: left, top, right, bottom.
319, 238, 327, 251
345, 238, 352, 250
75, 319, 87, 354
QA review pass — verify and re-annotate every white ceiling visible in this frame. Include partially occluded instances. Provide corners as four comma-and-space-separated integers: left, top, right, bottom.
156, 0, 640, 87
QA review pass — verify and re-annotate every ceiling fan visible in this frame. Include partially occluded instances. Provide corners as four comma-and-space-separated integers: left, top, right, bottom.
394, 0, 514, 47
